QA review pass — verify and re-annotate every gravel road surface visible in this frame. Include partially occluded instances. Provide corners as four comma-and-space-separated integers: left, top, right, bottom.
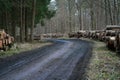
0, 39, 93, 80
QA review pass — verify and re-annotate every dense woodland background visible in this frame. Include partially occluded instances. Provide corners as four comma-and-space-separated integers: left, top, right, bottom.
0, 0, 120, 42
0, 0, 55, 42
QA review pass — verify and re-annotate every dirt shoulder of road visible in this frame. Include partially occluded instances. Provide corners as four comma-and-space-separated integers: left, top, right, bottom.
0, 40, 52, 58
82, 38, 120, 80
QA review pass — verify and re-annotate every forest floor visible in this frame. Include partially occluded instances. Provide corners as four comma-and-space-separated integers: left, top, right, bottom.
0, 40, 52, 58
83, 39, 120, 80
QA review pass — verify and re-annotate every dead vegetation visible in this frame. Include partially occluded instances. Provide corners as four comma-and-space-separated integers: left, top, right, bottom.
0, 40, 52, 58
85, 40, 120, 80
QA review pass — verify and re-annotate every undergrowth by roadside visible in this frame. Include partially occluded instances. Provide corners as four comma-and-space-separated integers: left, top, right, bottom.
0, 40, 52, 58
85, 40, 120, 80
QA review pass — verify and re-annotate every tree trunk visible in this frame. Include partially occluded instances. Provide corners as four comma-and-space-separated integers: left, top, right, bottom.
104, 0, 108, 26
20, 0, 24, 42
116, 0, 119, 24
113, 0, 117, 24
76, 2, 82, 30
30, 0, 36, 42
22, 0, 26, 42
108, 0, 113, 25
67, 0, 72, 32
90, 0, 94, 30
25, 7, 29, 41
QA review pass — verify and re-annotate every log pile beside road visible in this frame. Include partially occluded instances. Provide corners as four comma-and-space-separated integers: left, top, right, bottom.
68, 25, 120, 54
0, 29, 14, 51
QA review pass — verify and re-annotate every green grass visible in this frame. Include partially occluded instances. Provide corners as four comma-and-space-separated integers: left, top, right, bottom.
85, 40, 120, 80
0, 48, 20, 58
0, 41, 52, 58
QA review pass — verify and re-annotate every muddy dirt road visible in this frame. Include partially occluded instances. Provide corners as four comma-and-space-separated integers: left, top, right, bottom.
0, 39, 92, 80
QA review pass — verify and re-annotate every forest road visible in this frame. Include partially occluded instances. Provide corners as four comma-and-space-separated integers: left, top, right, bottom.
0, 39, 93, 80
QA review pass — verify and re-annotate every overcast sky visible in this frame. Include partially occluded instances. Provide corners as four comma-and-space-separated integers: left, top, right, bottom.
51, 0, 55, 2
